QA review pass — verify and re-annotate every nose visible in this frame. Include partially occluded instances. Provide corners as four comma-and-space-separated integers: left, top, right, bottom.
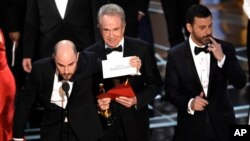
205, 26, 212, 35
64, 67, 69, 74
109, 30, 114, 39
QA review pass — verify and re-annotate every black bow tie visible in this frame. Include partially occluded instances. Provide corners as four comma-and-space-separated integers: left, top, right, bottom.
194, 45, 209, 55
105, 45, 122, 54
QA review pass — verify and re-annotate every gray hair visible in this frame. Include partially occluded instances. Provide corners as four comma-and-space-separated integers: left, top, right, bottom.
97, 3, 126, 25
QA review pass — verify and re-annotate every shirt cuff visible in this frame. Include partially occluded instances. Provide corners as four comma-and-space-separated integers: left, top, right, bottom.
138, 11, 145, 16
187, 98, 195, 115
134, 104, 138, 110
217, 55, 226, 68
13, 138, 25, 141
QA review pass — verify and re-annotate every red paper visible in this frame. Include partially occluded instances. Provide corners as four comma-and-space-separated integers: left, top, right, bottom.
97, 82, 135, 100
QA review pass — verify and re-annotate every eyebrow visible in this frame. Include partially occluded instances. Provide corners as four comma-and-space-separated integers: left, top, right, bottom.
57, 61, 75, 66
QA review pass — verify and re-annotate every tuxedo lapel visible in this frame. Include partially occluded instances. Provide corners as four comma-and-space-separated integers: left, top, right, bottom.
48, 0, 61, 19
184, 42, 204, 95
98, 41, 107, 60
66, 57, 85, 102
123, 38, 134, 57
207, 53, 217, 98
43, 59, 57, 103
67, 75, 77, 105
65, 0, 74, 18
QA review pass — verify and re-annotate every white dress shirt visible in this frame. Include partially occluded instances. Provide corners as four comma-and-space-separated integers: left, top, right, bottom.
106, 38, 124, 60
55, 0, 68, 19
50, 71, 73, 109
187, 36, 225, 115
190, 38, 211, 97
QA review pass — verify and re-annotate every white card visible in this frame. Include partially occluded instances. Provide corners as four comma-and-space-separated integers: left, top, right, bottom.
102, 56, 138, 79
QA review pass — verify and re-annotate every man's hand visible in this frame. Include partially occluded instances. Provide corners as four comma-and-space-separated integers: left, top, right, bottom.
98, 98, 111, 110
115, 96, 137, 108
191, 92, 209, 111
9, 31, 20, 43
207, 37, 224, 61
129, 56, 141, 71
137, 11, 145, 21
9, 31, 20, 49
22, 58, 32, 73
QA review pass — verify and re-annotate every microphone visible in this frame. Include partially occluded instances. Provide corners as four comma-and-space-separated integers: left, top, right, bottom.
61, 81, 70, 141
62, 82, 70, 98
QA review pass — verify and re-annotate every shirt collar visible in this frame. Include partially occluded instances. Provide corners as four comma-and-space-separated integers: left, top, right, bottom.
189, 36, 207, 55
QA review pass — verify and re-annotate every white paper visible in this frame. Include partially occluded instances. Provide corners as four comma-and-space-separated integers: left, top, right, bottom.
11, 41, 16, 67
102, 56, 138, 79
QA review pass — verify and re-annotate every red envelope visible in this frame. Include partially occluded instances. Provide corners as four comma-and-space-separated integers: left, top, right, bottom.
97, 82, 135, 100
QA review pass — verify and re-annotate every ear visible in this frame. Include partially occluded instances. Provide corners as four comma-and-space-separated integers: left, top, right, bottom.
186, 23, 192, 33
122, 23, 126, 33
76, 52, 79, 61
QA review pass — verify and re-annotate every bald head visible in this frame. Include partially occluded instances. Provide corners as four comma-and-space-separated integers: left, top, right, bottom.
53, 40, 79, 81
53, 40, 77, 57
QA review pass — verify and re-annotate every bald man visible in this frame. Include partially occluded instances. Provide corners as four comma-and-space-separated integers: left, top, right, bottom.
13, 40, 103, 141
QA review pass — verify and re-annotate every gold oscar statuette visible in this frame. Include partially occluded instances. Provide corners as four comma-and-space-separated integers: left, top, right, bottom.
98, 83, 113, 126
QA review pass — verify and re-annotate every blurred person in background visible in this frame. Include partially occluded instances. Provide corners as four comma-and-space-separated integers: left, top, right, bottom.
0, 0, 26, 90
22, 0, 99, 73
243, 0, 250, 82
243, 0, 250, 125
160, 0, 199, 47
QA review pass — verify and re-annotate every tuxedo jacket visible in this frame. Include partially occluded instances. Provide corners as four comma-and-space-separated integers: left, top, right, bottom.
13, 52, 103, 141
160, 0, 199, 46
23, 0, 97, 59
164, 39, 246, 141
85, 37, 163, 141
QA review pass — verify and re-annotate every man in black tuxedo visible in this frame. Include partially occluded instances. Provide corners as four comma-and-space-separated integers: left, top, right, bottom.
13, 40, 103, 141
22, 0, 99, 73
164, 4, 246, 141
85, 4, 162, 141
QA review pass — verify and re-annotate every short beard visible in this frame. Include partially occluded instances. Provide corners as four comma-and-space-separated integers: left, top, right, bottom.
201, 35, 212, 45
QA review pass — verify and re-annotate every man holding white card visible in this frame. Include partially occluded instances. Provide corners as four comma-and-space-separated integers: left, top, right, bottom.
85, 3, 162, 141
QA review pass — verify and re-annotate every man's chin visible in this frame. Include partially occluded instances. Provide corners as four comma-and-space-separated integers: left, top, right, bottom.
203, 37, 212, 44
62, 76, 72, 81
